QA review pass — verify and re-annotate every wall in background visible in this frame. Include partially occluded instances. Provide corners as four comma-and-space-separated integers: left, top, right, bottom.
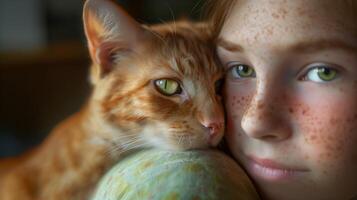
0, 0, 205, 52
0, 0, 46, 51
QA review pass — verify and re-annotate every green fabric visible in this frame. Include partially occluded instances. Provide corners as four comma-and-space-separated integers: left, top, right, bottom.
92, 149, 260, 200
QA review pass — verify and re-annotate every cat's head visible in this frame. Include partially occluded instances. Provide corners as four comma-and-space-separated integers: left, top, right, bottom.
83, 0, 224, 151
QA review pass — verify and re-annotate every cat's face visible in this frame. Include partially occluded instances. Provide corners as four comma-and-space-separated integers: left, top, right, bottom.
84, 0, 224, 151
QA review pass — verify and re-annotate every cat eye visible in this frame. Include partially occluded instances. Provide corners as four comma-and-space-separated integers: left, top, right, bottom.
229, 63, 256, 79
154, 79, 182, 96
301, 64, 338, 82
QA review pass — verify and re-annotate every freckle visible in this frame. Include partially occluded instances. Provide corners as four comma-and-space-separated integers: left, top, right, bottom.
254, 33, 259, 42
329, 118, 338, 125
266, 27, 274, 36
233, 96, 236, 100
310, 135, 317, 141
288, 107, 294, 113
327, 135, 334, 141
302, 109, 308, 115
257, 102, 264, 109
278, 7, 288, 19
272, 13, 280, 19
281, 93, 289, 101
312, 128, 318, 133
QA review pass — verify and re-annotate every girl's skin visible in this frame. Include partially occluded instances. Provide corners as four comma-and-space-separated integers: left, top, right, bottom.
217, 0, 357, 199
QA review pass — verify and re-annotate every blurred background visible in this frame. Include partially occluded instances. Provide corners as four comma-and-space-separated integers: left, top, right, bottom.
0, 0, 207, 157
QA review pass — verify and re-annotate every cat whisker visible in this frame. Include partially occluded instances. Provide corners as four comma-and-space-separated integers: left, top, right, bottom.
124, 143, 148, 152
170, 132, 182, 146
111, 134, 143, 142
105, 137, 146, 158
178, 135, 183, 146
144, 25, 167, 45
190, 0, 204, 16
121, 138, 145, 149
164, 2, 176, 35
118, 142, 150, 157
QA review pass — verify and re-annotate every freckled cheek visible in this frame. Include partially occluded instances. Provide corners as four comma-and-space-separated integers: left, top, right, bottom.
293, 101, 357, 167
224, 83, 253, 137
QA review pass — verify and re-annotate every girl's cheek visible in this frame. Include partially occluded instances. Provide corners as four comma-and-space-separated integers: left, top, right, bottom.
292, 99, 357, 169
224, 81, 254, 112
226, 94, 252, 119
224, 83, 253, 138
225, 94, 242, 137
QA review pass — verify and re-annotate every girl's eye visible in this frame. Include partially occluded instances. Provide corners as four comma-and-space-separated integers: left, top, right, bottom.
229, 63, 256, 79
303, 66, 338, 82
154, 79, 182, 96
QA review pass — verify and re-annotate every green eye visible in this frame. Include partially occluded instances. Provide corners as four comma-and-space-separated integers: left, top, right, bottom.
154, 79, 182, 96
306, 66, 337, 82
230, 63, 256, 79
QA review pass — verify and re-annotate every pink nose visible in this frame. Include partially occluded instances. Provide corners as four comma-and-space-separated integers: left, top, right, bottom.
197, 110, 224, 145
206, 123, 222, 138
200, 120, 224, 145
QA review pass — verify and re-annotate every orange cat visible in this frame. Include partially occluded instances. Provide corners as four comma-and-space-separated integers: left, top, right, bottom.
0, 0, 224, 199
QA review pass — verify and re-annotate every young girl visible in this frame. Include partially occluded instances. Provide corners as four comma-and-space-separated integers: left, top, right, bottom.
209, 0, 357, 199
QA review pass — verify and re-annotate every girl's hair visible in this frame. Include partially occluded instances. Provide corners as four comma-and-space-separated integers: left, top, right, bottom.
204, 0, 235, 38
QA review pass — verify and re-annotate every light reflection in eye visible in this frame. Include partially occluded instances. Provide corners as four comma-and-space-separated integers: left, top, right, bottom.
229, 63, 256, 79
303, 65, 338, 82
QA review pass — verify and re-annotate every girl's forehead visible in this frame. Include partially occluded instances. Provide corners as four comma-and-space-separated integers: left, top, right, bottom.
225, 0, 355, 23
220, 0, 357, 51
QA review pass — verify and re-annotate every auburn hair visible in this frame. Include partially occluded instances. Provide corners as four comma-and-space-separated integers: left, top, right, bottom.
204, 0, 236, 39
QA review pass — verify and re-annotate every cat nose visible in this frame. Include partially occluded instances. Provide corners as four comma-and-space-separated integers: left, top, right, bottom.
196, 104, 225, 146
200, 119, 224, 145
204, 122, 222, 137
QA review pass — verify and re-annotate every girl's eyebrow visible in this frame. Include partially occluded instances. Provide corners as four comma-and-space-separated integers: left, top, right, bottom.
217, 37, 357, 54
289, 38, 357, 54
216, 38, 244, 52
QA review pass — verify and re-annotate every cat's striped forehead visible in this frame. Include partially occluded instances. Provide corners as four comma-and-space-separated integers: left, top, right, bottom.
148, 21, 223, 80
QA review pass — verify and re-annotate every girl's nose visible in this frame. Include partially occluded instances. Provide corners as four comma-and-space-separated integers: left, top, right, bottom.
241, 85, 292, 142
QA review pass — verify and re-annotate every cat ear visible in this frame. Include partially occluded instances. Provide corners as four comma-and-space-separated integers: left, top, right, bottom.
83, 0, 147, 78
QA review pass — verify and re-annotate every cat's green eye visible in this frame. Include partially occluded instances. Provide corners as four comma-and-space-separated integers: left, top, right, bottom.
230, 63, 256, 79
154, 79, 182, 96
305, 66, 338, 82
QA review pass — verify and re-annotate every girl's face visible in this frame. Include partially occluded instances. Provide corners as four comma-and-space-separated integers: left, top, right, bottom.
218, 0, 357, 199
